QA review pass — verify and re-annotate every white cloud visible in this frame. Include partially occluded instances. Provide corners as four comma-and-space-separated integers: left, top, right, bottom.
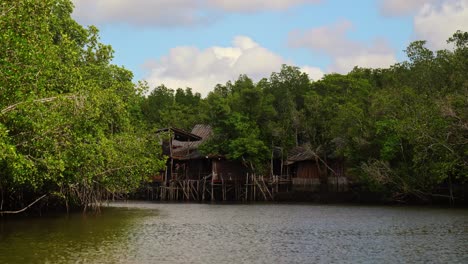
289, 21, 397, 73
71, 0, 320, 26
289, 21, 357, 56
379, 0, 440, 16
208, 0, 321, 12
333, 54, 397, 73
379, 0, 468, 50
414, 0, 468, 49
72, 0, 208, 26
300, 66, 325, 81
144, 36, 323, 96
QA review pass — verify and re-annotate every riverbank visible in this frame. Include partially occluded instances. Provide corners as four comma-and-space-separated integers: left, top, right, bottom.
1, 185, 466, 218
132, 182, 468, 207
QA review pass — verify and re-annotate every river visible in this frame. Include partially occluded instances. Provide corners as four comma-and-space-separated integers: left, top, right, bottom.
0, 202, 467, 263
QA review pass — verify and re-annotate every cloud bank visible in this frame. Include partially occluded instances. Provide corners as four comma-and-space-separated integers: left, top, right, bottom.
380, 0, 468, 49
72, 0, 321, 26
207, 0, 321, 12
379, 0, 440, 16
289, 21, 397, 73
413, 0, 468, 49
143, 36, 324, 96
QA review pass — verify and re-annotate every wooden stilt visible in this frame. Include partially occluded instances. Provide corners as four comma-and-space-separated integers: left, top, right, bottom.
253, 174, 256, 201
222, 178, 226, 201
211, 181, 214, 201
202, 177, 206, 201
245, 173, 249, 201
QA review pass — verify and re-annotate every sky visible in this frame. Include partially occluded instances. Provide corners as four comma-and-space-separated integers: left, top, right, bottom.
71, 0, 468, 96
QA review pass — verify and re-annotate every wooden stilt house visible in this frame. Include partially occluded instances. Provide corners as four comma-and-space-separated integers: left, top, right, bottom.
157, 124, 250, 201
171, 125, 248, 182
286, 145, 348, 192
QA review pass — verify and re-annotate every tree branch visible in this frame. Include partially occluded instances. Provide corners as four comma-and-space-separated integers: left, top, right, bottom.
1, 95, 78, 115
0, 194, 47, 215
1, 6, 16, 18
95, 165, 139, 177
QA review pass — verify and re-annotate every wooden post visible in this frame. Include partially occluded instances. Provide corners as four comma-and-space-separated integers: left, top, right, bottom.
271, 142, 274, 177
449, 174, 454, 206
276, 175, 279, 194
222, 177, 226, 201
211, 180, 214, 201
169, 130, 174, 187
164, 166, 168, 189
280, 147, 284, 178
245, 173, 249, 201
211, 161, 215, 201
202, 176, 206, 201
253, 174, 256, 201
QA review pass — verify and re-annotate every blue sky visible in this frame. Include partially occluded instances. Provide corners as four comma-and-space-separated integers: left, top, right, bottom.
72, 0, 468, 96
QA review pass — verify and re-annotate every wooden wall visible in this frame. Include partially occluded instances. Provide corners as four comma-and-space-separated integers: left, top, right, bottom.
186, 159, 211, 180
212, 159, 248, 182
294, 160, 321, 178
173, 159, 211, 180
290, 160, 348, 192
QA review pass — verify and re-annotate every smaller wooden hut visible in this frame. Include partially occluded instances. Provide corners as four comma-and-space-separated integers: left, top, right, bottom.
286, 145, 348, 192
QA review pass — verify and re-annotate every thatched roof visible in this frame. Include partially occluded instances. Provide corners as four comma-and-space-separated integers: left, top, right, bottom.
156, 127, 202, 141
286, 146, 316, 165
172, 124, 213, 160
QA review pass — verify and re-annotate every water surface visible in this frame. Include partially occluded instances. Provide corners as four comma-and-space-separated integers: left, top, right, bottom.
1, 202, 467, 263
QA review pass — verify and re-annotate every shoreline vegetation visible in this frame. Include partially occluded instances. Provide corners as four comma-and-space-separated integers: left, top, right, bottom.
1, 1, 467, 215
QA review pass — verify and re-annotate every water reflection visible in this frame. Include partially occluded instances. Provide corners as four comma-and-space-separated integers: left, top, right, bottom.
1, 202, 467, 263
0, 207, 156, 263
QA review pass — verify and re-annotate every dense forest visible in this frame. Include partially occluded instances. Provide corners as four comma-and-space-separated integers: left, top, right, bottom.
1, 0, 467, 212
0, 0, 166, 212
142, 39, 468, 203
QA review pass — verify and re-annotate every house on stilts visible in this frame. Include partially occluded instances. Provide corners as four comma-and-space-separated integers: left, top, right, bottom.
149, 126, 349, 201
157, 124, 268, 201
286, 145, 348, 192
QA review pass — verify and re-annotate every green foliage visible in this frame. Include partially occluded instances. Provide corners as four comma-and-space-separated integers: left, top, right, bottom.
2, 0, 465, 207
141, 34, 467, 203
200, 112, 269, 172
141, 86, 203, 130
0, 0, 165, 210
265, 65, 311, 148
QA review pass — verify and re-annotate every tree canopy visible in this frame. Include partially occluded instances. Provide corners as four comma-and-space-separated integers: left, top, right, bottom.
1, 0, 466, 208
141, 32, 468, 202
0, 0, 165, 211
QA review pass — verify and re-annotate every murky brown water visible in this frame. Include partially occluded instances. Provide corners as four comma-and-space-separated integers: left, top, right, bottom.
0, 202, 467, 263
